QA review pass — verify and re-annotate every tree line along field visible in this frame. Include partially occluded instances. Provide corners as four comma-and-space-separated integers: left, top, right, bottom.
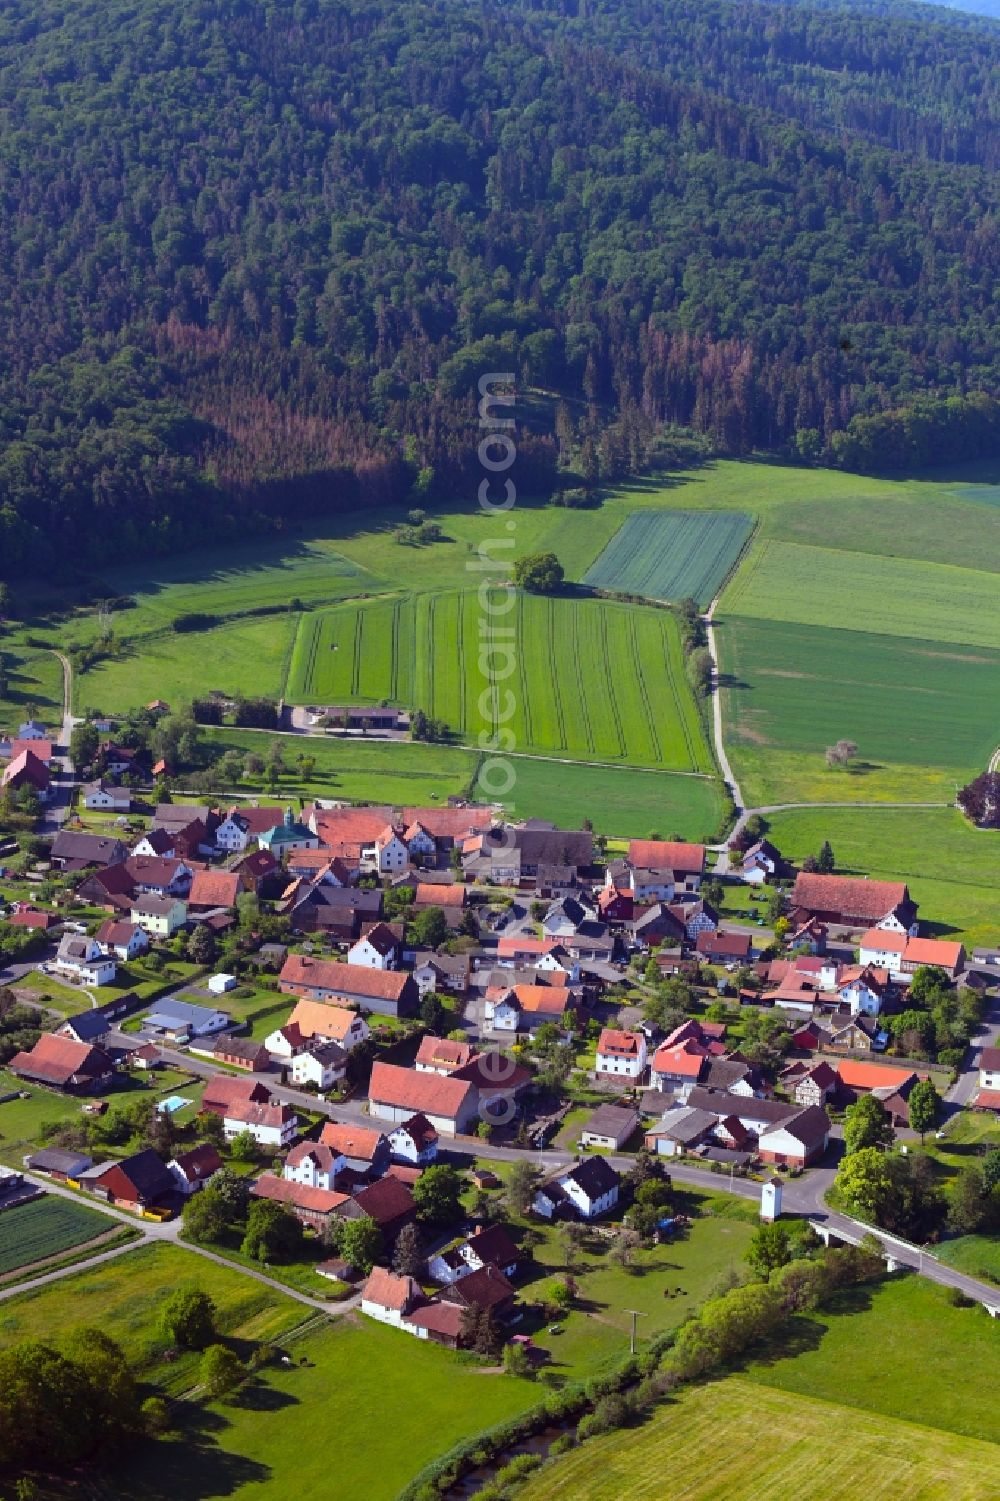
583, 510, 753, 606
0, 1196, 114, 1276
287, 589, 714, 774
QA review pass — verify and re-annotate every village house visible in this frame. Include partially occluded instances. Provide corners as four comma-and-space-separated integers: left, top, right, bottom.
283, 1141, 347, 1192
388, 1112, 439, 1165
696, 929, 753, 965
645, 1106, 720, 1158
51, 933, 117, 988
837, 964, 891, 1017
368, 1061, 478, 1136
82, 780, 132, 812
429, 1224, 522, 1285
214, 805, 286, 853
9, 1034, 115, 1095
790, 873, 918, 932
278, 955, 418, 1018
412, 882, 467, 920
411, 952, 470, 999
650, 1038, 710, 1097
781, 1060, 839, 1108
858, 929, 965, 981
1, 748, 50, 799
279, 879, 384, 939
144, 997, 230, 1040
834, 1059, 920, 1107
594, 1028, 648, 1081
288, 1040, 348, 1091
361, 1266, 424, 1330
318, 1122, 392, 1179
975, 1048, 1000, 1111
130, 894, 188, 938
348, 921, 402, 970
96, 918, 149, 962
534, 1157, 621, 1220
580, 1103, 640, 1151
168, 1144, 224, 1196
251, 1173, 347, 1231
485, 983, 573, 1034
337, 1175, 417, 1247
224, 1097, 298, 1149
266, 1000, 369, 1057
739, 839, 793, 884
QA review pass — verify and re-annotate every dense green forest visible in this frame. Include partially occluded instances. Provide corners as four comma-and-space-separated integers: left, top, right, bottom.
0, 0, 997, 573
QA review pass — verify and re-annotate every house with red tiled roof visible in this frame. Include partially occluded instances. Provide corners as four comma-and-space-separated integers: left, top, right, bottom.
1, 748, 50, 798
975, 1048, 1000, 1111
9, 1034, 115, 1094
251, 1172, 348, 1229
278, 955, 418, 1017
485, 983, 574, 1034
651, 1038, 708, 1095
413, 882, 467, 914
791, 873, 918, 932
595, 1028, 648, 1081
368, 1061, 478, 1136
318, 1121, 391, 1177
267, 1001, 369, 1055
859, 929, 965, 981
361, 1266, 423, 1327
416, 1036, 475, 1074
340, 1175, 417, 1245
187, 869, 241, 914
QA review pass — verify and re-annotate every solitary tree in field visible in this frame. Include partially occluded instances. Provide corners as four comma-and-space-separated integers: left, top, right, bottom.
512, 552, 564, 593
825, 739, 858, 768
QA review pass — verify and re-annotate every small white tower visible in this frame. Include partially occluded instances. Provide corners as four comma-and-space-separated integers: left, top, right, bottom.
760, 1177, 782, 1223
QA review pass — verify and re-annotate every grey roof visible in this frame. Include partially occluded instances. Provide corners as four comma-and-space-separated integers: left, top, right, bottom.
131, 894, 182, 917
51, 831, 127, 866
647, 1106, 718, 1145
685, 1087, 798, 1126
581, 1104, 640, 1142
145, 998, 226, 1026
25, 1148, 93, 1176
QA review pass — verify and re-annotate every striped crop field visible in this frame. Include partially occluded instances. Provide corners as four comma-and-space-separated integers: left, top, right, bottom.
287, 596, 415, 705
286, 589, 713, 773
0, 1195, 114, 1275
583, 510, 753, 605
520, 1378, 1000, 1501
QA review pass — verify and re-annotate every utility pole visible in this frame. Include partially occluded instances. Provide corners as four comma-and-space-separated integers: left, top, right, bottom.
626, 1309, 646, 1356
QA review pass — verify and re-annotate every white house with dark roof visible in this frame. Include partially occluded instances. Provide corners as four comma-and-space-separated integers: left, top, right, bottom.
534, 1157, 620, 1220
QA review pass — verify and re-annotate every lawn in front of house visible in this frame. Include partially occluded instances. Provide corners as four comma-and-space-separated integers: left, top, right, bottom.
0, 1070, 90, 1163
12, 969, 95, 1016
519, 1375, 1000, 1501
520, 1190, 757, 1379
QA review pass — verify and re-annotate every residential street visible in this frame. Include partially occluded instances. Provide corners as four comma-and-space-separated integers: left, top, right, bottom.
946, 992, 1000, 1108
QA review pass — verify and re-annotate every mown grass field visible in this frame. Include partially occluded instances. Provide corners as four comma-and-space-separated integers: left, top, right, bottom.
287, 589, 713, 773
582, 510, 753, 605
0, 1194, 113, 1274
101, 1315, 536, 1501
201, 726, 478, 806
762, 806, 1000, 944
747, 1275, 1000, 1446
0, 645, 64, 732
496, 756, 724, 839
521, 1376, 1000, 1501
722, 540, 1000, 651
73, 614, 299, 715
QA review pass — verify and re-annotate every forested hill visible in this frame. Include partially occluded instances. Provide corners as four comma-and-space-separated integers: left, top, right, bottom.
0, 0, 998, 575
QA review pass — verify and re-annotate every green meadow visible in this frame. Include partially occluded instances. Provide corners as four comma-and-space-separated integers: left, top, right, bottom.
494, 756, 724, 840
763, 806, 1000, 944
0, 645, 64, 731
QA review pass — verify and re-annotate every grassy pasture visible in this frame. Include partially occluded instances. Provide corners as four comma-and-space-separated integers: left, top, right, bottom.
73, 614, 299, 714
520, 1376, 1000, 1501
0, 1242, 304, 1394
287, 589, 713, 773
762, 806, 1000, 944
722, 539, 1000, 651
771, 488, 1000, 572
0, 1194, 113, 1274
719, 615, 999, 780
747, 1275, 1000, 1446
582, 510, 753, 605
0, 646, 63, 732
103, 1316, 536, 1501
494, 756, 724, 839
200, 726, 477, 806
